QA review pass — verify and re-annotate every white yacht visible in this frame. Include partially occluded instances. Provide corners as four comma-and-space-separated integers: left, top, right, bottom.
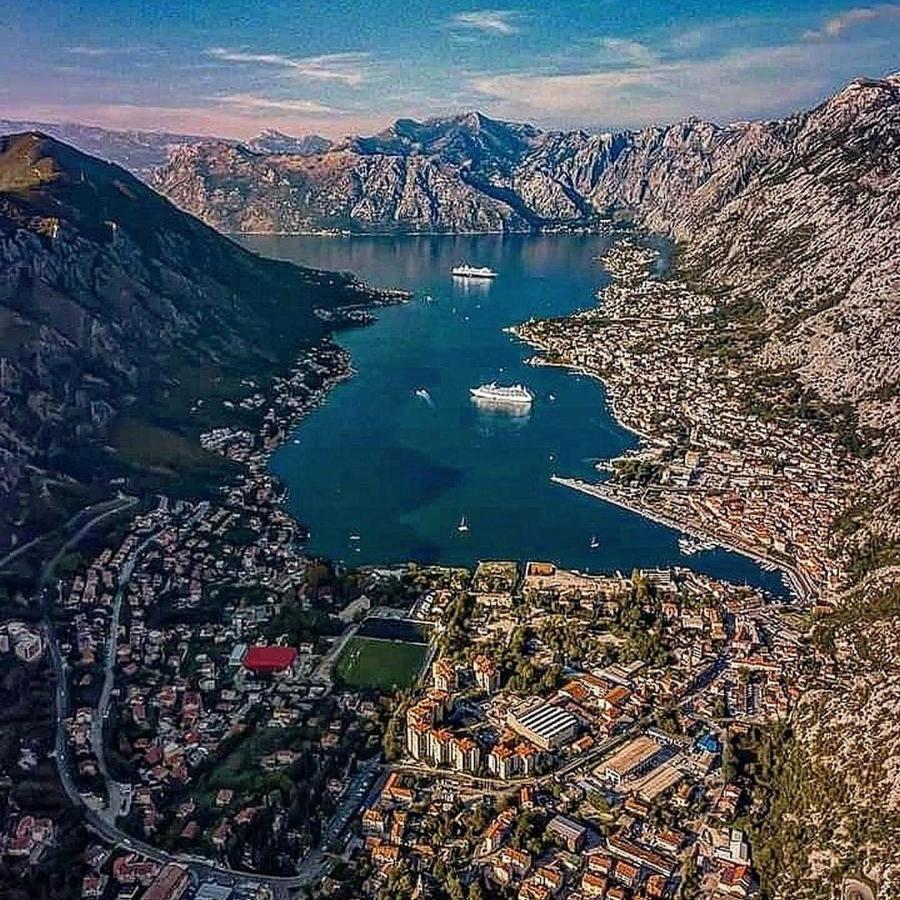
452, 264, 497, 279
470, 382, 534, 405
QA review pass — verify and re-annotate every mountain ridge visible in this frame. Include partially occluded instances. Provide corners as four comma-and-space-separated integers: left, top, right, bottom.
0, 131, 380, 553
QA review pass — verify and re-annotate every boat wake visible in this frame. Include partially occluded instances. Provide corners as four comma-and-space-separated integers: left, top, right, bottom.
414, 388, 435, 408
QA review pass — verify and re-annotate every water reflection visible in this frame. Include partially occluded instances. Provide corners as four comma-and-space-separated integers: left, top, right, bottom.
471, 396, 533, 424
452, 275, 493, 294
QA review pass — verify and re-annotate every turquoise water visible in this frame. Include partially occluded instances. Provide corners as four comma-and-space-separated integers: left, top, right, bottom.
245, 234, 785, 594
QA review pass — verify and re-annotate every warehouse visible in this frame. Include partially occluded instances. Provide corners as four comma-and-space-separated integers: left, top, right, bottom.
599, 735, 662, 786
508, 701, 579, 750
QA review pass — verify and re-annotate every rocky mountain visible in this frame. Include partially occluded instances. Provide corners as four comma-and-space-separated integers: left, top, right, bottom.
149, 111, 583, 233
244, 129, 332, 156
150, 78, 898, 242
0, 119, 230, 178
0, 132, 378, 549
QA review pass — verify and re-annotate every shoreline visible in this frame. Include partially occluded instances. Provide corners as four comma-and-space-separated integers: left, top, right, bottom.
513, 240, 820, 602
550, 476, 807, 600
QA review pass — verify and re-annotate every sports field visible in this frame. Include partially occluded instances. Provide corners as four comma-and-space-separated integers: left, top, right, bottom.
334, 636, 428, 691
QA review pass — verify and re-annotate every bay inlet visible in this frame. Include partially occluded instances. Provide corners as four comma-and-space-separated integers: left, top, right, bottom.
242, 234, 786, 595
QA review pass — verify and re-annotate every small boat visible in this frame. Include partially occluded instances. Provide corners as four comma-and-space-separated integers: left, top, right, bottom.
349, 534, 361, 542
590, 535, 600, 550
548, 393, 556, 401
451, 264, 497, 279
457, 516, 469, 533
292, 438, 301, 444
414, 388, 431, 401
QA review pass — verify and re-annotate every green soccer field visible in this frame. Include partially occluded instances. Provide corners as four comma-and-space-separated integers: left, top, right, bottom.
334, 636, 428, 691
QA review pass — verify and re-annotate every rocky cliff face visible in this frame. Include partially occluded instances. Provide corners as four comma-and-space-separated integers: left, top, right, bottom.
0, 132, 377, 547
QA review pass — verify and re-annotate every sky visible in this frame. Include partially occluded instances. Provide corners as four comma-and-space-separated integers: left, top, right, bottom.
1, 1, 898, 139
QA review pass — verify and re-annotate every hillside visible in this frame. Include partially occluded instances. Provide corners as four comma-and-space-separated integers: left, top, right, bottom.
0, 119, 231, 178
0, 132, 379, 554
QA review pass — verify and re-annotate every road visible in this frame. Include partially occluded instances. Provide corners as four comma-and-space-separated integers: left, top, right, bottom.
311, 622, 359, 686
92, 528, 163, 824
0, 495, 137, 575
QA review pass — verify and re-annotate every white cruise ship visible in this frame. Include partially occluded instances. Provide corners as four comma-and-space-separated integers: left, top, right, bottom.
451, 264, 497, 279
470, 382, 534, 405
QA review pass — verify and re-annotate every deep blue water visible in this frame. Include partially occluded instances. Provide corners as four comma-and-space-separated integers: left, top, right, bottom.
243, 234, 785, 594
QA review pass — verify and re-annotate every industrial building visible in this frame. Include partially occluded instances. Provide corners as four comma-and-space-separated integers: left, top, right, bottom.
600, 735, 663, 785
508, 701, 579, 750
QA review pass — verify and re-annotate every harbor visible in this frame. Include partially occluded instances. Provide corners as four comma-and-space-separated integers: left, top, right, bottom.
252, 233, 786, 595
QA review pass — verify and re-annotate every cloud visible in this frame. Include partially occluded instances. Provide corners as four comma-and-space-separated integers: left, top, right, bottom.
449, 10, 522, 35
206, 48, 372, 86
214, 93, 336, 115
67, 45, 145, 57
466, 39, 885, 128
803, 4, 900, 39
595, 38, 657, 68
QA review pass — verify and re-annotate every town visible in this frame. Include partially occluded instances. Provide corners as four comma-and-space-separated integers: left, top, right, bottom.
0, 240, 844, 900
514, 241, 870, 604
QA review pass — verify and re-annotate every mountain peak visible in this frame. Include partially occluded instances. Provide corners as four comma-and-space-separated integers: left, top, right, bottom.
0, 131, 104, 191
244, 130, 332, 156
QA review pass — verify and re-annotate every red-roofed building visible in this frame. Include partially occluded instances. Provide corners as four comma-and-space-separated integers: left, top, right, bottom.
242, 646, 297, 674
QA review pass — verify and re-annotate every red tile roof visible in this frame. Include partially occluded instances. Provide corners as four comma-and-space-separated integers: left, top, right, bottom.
243, 646, 297, 672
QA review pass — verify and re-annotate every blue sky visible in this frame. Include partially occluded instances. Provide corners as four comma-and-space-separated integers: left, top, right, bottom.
1, 1, 898, 137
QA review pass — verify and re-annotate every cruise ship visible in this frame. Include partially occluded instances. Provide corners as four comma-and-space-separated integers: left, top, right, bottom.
451, 264, 497, 279
470, 382, 534, 405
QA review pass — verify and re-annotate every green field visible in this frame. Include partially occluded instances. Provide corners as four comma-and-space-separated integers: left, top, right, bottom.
334, 637, 428, 691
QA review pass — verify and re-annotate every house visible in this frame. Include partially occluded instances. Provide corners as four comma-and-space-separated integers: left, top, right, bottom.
432, 658, 458, 692
473, 654, 500, 693
546, 814, 588, 852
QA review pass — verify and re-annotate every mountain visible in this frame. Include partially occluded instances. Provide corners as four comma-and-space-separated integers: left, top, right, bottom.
150, 77, 900, 495
0, 119, 231, 177
150, 112, 576, 233
244, 129, 332, 156
0, 132, 378, 551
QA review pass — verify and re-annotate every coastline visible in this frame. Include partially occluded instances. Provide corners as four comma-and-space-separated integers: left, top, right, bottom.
525, 345, 806, 597
513, 239, 823, 603
550, 476, 806, 600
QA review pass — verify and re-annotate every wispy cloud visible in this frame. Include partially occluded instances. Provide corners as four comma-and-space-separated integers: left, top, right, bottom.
449, 9, 522, 35
214, 93, 336, 115
206, 48, 372, 86
67, 44, 146, 57
595, 38, 657, 68
803, 3, 900, 39
467, 37, 893, 128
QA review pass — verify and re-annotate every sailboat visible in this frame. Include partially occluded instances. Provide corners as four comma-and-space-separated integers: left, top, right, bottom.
457, 516, 469, 533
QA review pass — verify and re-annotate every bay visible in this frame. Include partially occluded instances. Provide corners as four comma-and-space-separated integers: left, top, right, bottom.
242, 234, 785, 595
